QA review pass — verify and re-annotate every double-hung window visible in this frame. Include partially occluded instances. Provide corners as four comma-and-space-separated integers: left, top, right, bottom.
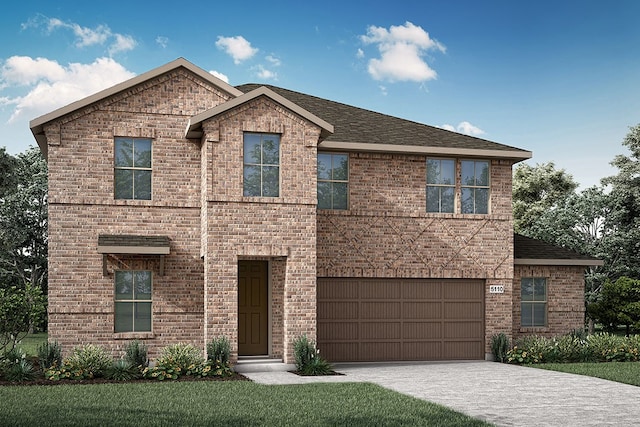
461, 160, 490, 214
243, 133, 280, 197
318, 153, 348, 210
114, 137, 152, 200
114, 270, 152, 332
426, 158, 455, 213
521, 277, 547, 327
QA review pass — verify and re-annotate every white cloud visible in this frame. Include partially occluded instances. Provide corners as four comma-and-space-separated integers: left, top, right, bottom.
1, 56, 135, 123
441, 121, 486, 137
23, 15, 136, 56
209, 70, 229, 83
265, 55, 281, 66
255, 65, 277, 80
356, 48, 364, 59
156, 36, 169, 48
360, 21, 445, 82
215, 35, 258, 64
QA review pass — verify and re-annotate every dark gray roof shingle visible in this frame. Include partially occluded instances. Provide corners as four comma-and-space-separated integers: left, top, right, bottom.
236, 83, 530, 154
514, 234, 599, 262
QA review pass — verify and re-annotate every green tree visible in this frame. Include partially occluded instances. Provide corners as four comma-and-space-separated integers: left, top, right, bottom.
512, 162, 579, 234
601, 123, 640, 280
0, 146, 48, 299
0, 283, 46, 355
587, 277, 640, 335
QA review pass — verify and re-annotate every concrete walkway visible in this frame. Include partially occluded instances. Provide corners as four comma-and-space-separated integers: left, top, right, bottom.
243, 361, 640, 427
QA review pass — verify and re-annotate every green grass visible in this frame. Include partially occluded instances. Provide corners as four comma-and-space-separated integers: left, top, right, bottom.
0, 381, 493, 427
16, 332, 47, 356
534, 362, 640, 387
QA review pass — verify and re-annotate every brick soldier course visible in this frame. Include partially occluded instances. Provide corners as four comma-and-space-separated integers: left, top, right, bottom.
30, 58, 601, 364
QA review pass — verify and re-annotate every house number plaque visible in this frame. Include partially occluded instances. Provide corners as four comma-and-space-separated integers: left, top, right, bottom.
489, 285, 505, 294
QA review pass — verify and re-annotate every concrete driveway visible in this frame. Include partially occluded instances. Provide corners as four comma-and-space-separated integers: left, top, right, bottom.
243, 361, 640, 427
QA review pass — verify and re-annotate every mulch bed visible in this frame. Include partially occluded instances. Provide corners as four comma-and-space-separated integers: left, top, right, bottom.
0, 372, 251, 387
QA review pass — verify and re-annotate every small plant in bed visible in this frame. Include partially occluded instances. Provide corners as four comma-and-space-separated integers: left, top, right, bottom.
293, 335, 336, 376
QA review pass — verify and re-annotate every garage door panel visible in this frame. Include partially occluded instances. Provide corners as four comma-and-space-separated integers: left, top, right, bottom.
403, 322, 442, 339
403, 341, 443, 359
360, 322, 401, 339
403, 302, 442, 319
444, 302, 483, 319
360, 302, 401, 319
318, 322, 358, 340
317, 278, 484, 362
444, 321, 483, 338
317, 302, 358, 319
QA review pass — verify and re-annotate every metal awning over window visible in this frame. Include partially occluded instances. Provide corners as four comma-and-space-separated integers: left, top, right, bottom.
98, 235, 170, 276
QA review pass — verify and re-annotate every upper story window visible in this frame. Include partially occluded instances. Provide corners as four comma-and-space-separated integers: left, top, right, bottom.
243, 133, 280, 197
114, 138, 152, 200
461, 160, 490, 214
318, 153, 349, 210
426, 158, 455, 213
521, 277, 547, 327
114, 270, 152, 332
426, 158, 490, 214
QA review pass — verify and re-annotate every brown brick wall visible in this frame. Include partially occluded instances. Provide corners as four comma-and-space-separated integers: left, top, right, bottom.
318, 154, 516, 354
200, 96, 320, 363
513, 265, 586, 340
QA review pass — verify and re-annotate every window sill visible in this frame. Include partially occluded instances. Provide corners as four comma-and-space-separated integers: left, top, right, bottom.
519, 327, 548, 333
113, 332, 155, 340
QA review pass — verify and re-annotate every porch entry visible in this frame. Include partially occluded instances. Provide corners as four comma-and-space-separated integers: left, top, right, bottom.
238, 260, 269, 356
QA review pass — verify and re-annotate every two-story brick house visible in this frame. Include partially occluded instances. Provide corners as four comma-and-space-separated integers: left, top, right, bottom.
30, 58, 601, 366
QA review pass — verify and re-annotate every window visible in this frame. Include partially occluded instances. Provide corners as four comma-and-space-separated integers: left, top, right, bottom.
318, 153, 348, 209
114, 270, 152, 332
426, 158, 455, 213
461, 160, 490, 214
114, 138, 152, 200
243, 133, 280, 197
521, 277, 547, 327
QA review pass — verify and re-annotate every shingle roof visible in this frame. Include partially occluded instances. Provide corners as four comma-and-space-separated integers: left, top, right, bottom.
236, 83, 531, 157
514, 234, 603, 266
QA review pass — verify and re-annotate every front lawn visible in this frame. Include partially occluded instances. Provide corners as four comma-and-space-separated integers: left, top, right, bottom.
0, 381, 493, 427
533, 362, 640, 387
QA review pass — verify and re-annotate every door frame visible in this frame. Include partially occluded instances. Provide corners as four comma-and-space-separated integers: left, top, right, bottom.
237, 259, 271, 357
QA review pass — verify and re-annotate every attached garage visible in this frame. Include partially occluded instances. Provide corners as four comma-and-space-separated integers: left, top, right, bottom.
317, 278, 485, 362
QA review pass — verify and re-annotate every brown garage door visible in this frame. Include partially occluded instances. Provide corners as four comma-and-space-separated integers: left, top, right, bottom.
317, 278, 485, 362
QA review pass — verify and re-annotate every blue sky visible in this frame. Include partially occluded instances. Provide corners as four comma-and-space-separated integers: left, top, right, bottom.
1, 0, 639, 189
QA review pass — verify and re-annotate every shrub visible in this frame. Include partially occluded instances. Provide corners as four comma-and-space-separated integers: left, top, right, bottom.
106, 359, 140, 381
0, 348, 35, 382
293, 335, 334, 375
65, 344, 113, 378
206, 336, 231, 364
490, 333, 510, 363
37, 340, 62, 370
156, 343, 204, 372
124, 340, 148, 368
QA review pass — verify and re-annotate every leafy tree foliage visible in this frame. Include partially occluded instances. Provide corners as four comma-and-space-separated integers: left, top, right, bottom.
0, 283, 46, 355
587, 277, 640, 335
0, 146, 48, 293
512, 162, 578, 234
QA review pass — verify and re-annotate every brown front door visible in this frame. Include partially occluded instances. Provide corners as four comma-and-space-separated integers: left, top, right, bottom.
238, 260, 269, 356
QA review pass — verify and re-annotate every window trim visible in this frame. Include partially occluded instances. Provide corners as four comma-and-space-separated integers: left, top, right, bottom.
317, 151, 349, 210
242, 132, 281, 198
114, 137, 153, 200
520, 277, 547, 328
114, 270, 153, 333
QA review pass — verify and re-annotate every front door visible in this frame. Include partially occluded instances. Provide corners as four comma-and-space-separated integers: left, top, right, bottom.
238, 260, 269, 355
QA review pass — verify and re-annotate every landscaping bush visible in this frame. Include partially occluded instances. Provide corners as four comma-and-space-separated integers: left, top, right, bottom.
156, 343, 204, 371
124, 340, 148, 368
293, 335, 334, 375
37, 340, 62, 370
490, 333, 510, 363
106, 359, 141, 381
0, 348, 35, 382
206, 336, 231, 364
64, 344, 113, 378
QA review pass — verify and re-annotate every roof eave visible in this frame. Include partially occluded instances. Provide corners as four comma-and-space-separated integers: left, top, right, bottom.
318, 141, 532, 161
515, 258, 604, 266
29, 58, 243, 151
185, 86, 334, 140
